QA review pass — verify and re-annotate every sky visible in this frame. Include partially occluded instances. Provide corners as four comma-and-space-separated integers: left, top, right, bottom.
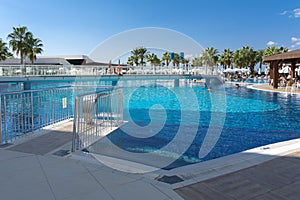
1, 0, 300, 59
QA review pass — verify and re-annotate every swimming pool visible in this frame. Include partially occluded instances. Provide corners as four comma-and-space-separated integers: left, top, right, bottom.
87, 80, 300, 169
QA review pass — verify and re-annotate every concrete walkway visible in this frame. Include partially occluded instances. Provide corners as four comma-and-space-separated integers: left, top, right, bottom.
0, 122, 181, 200
2, 120, 300, 200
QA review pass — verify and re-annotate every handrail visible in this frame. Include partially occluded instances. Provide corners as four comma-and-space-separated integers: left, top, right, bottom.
0, 85, 119, 144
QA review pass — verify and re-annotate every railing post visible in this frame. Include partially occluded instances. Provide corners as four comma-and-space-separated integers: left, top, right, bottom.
72, 97, 78, 152
110, 92, 113, 130
31, 91, 34, 134
3, 96, 7, 143
0, 96, 2, 144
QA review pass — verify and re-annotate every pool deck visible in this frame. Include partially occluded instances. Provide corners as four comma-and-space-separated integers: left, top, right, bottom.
1, 121, 300, 200
1, 83, 300, 199
175, 150, 300, 199
0, 121, 181, 200
245, 83, 300, 94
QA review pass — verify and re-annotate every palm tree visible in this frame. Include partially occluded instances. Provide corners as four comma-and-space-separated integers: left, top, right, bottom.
200, 47, 219, 74
172, 53, 180, 67
138, 47, 148, 66
264, 46, 288, 57
26, 35, 43, 64
256, 49, 264, 71
161, 52, 171, 66
201, 47, 219, 65
219, 48, 233, 69
146, 53, 160, 66
192, 57, 203, 66
233, 46, 257, 74
7, 26, 31, 64
130, 47, 148, 65
0, 39, 12, 61
7, 26, 43, 64
127, 56, 136, 66
130, 48, 140, 66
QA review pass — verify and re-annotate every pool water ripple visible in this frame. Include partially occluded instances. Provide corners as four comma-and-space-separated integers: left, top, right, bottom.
88, 83, 300, 169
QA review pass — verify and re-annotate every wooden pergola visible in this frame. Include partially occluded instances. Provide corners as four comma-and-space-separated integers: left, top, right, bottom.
263, 49, 300, 88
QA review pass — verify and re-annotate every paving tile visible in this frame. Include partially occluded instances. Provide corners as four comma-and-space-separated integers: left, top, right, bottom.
179, 168, 271, 200
0, 164, 46, 185
108, 180, 169, 200
0, 154, 40, 172
271, 180, 300, 200
91, 169, 141, 188
175, 182, 231, 200
61, 187, 113, 200
0, 149, 32, 161
251, 192, 288, 200
46, 170, 108, 200
0, 179, 55, 200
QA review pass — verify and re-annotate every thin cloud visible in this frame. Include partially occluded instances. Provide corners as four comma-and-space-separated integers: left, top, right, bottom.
267, 41, 276, 46
280, 10, 289, 15
290, 37, 300, 49
280, 8, 300, 18
294, 8, 300, 17
291, 37, 300, 42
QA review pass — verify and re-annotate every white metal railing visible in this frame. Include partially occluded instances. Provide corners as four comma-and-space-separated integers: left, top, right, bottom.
0, 64, 220, 76
0, 87, 73, 144
72, 88, 123, 151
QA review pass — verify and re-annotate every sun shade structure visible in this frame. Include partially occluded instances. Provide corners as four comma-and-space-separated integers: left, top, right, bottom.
263, 49, 300, 88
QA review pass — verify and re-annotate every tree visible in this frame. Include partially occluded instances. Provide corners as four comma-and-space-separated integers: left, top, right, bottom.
129, 47, 148, 66
26, 34, 43, 64
200, 47, 219, 74
130, 48, 140, 66
171, 53, 180, 67
7, 26, 31, 64
181, 58, 189, 66
7, 26, 43, 64
127, 56, 136, 66
219, 48, 233, 69
138, 47, 148, 66
201, 47, 219, 66
192, 57, 203, 66
264, 46, 288, 57
233, 46, 258, 73
146, 53, 160, 66
0, 39, 12, 61
256, 49, 264, 71
161, 52, 171, 66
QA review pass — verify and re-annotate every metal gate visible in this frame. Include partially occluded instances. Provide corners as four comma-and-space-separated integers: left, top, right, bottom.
72, 88, 123, 151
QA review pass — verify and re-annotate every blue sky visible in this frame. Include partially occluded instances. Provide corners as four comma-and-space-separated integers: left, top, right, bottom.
1, 0, 300, 57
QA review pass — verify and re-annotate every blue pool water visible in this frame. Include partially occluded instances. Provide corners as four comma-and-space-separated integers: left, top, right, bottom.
4, 79, 298, 169
88, 81, 300, 169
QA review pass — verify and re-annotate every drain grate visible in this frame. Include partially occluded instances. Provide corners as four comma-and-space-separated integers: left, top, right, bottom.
156, 175, 184, 184
0, 143, 13, 148
53, 149, 70, 157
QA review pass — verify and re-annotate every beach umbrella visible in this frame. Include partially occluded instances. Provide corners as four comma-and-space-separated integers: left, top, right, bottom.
223, 68, 234, 73
233, 68, 242, 72
258, 68, 261, 75
240, 68, 250, 73
282, 66, 291, 74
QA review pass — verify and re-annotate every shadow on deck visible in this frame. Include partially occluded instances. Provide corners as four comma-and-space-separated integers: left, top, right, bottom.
7, 121, 73, 155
